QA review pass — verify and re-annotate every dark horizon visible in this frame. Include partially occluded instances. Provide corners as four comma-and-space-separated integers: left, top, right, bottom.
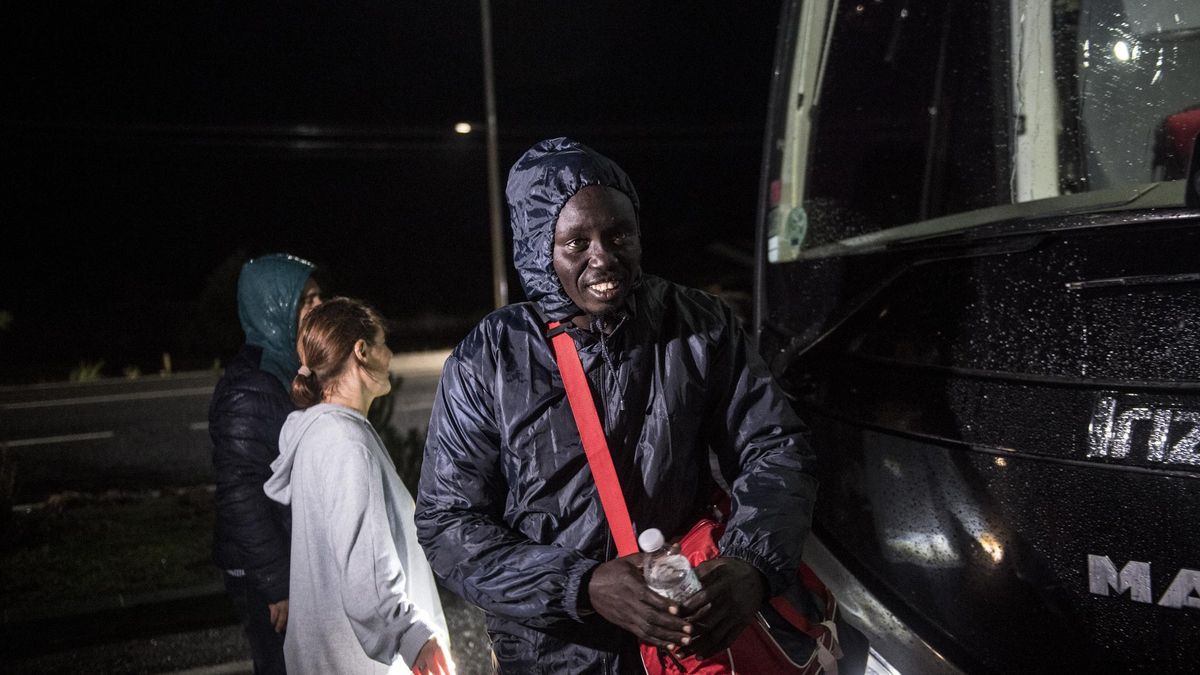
0, 2, 783, 383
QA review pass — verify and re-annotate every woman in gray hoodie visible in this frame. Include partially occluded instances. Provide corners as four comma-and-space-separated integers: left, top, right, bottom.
264, 297, 452, 675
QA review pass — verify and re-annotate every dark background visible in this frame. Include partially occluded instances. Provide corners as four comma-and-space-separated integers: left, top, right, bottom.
0, 1, 783, 383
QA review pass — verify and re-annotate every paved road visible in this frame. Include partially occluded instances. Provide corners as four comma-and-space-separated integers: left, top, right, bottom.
0, 350, 449, 504
4, 583, 494, 675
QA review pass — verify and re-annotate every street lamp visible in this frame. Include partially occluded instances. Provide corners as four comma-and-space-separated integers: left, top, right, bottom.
480, 0, 507, 309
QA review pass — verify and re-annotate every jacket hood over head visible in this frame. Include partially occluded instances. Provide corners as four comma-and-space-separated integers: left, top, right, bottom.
237, 253, 316, 390
505, 137, 640, 322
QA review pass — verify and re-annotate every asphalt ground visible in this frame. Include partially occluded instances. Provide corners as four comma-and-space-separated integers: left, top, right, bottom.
3, 583, 494, 674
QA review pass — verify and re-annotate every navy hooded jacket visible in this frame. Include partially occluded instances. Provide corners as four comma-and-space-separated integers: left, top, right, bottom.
415, 138, 818, 673
210, 253, 315, 601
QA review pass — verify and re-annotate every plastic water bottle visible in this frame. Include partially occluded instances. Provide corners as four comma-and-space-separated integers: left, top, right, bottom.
639, 528, 701, 603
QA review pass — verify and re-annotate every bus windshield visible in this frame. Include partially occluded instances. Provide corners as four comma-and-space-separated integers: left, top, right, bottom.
765, 0, 1200, 259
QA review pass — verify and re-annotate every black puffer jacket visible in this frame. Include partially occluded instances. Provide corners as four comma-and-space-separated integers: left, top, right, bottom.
210, 344, 294, 601
416, 138, 819, 673
210, 252, 314, 602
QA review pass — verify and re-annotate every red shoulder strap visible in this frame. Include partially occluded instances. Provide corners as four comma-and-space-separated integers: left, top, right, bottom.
548, 321, 640, 557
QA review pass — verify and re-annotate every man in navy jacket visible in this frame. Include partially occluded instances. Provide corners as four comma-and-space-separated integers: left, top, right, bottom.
417, 138, 818, 673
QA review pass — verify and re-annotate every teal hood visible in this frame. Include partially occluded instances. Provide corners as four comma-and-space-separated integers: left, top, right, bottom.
236, 253, 316, 390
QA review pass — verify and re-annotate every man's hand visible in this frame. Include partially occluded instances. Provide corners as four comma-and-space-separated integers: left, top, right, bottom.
587, 554, 694, 651
411, 636, 454, 675
677, 557, 766, 658
268, 599, 289, 634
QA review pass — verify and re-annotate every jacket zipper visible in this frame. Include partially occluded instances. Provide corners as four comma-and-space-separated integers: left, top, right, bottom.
603, 533, 613, 674
592, 319, 625, 675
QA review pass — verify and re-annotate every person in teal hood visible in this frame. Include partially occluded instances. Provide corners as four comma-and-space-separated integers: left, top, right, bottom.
210, 252, 323, 675
237, 254, 323, 390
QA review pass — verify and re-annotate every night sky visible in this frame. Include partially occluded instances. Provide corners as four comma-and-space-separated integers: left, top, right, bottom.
1, 2, 783, 381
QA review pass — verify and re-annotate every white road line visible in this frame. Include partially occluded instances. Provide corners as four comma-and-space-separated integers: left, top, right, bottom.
389, 349, 451, 375
189, 421, 209, 431
3, 430, 115, 447
395, 403, 434, 413
0, 386, 214, 410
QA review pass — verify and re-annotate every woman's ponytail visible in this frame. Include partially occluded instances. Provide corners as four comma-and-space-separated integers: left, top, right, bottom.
292, 364, 323, 408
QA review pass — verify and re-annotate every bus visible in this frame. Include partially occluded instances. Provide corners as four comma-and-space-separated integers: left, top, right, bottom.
754, 1, 1200, 672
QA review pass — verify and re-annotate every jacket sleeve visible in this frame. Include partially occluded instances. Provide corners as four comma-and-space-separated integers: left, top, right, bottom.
415, 354, 598, 628
323, 440, 437, 669
210, 383, 291, 602
706, 306, 820, 595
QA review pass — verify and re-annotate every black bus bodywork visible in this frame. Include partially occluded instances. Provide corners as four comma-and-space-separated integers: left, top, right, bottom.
754, 1, 1200, 672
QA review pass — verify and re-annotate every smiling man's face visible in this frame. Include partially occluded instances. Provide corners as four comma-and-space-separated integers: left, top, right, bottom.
552, 185, 642, 320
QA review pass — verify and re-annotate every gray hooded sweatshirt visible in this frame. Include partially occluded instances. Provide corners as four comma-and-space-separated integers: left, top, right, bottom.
265, 403, 448, 674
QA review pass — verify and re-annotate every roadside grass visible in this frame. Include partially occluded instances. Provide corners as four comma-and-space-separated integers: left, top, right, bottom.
0, 487, 220, 623
0, 376, 427, 627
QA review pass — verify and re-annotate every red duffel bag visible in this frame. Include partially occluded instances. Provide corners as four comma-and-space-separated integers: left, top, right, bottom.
637, 513, 843, 675
549, 321, 846, 674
